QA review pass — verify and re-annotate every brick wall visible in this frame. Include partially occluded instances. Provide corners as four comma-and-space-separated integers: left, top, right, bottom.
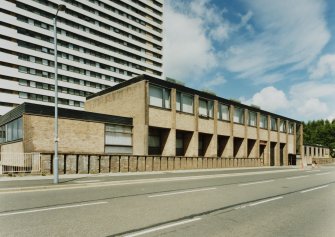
40, 153, 264, 175
23, 115, 105, 153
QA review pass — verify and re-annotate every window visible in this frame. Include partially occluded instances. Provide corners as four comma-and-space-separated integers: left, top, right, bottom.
248, 111, 257, 126
271, 117, 277, 131
218, 103, 229, 121
105, 124, 132, 154
176, 133, 184, 156
149, 134, 160, 152
199, 99, 213, 118
260, 115, 268, 129
19, 79, 28, 86
18, 66, 27, 73
289, 122, 294, 134
0, 126, 5, 143
280, 120, 287, 132
19, 92, 28, 99
149, 85, 170, 109
176, 92, 194, 114
234, 107, 244, 124
148, 128, 164, 155
0, 117, 23, 144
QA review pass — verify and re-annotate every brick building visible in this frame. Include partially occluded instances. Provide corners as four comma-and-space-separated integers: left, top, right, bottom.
0, 103, 132, 154
0, 75, 304, 170
85, 75, 304, 167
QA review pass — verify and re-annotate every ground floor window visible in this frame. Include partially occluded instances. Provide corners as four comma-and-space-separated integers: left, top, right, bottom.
105, 124, 132, 154
0, 117, 23, 144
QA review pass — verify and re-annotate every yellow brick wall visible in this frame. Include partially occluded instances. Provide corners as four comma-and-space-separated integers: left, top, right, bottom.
85, 81, 147, 155
23, 115, 105, 153
0, 141, 24, 153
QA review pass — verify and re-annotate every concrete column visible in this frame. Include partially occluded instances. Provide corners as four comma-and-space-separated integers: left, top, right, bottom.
284, 120, 289, 166
171, 88, 177, 129
244, 109, 248, 159
186, 132, 198, 156
206, 100, 218, 157
143, 81, 150, 155
227, 105, 234, 158
299, 123, 304, 159
264, 115, 271, 166
293, 122, 297, 156
205, 136, 216, 157
275, 118, 280, 166
162, 129, 176, 156
256, 112, 260, 159
162, 88, 176, 156
186, 95, 199, 157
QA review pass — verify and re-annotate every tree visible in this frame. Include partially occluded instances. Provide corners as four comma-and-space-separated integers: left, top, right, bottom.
304, 119, 335, 158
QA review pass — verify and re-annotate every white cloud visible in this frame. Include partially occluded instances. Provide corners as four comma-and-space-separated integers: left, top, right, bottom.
163, 1, 217, 81
222, 0, 330, 83
327, 113, 335, 122
289, 82, 335, 120
245, 83, 335, 120
164, 0, 333, 122
164, 1, 260, 82
309, 54, 335, 79
206, 74, 227, 87
297, 98, 328, 117
289, 81, 335, 99
247, 86, 290, 112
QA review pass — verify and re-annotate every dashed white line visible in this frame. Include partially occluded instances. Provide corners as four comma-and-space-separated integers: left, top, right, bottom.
148, 188, 216, 198
124, 218, 202, 237
238, 180, 274, 186
300, 185, 328, 193
75, 180, 100, 183
249, 197, 283, 206
0, 169, 298, 194
0, 201, 108, 217
315, 172, 331, 176
286, 175, 309, 180
235, 196, 283, 210
306, 170, 320, 172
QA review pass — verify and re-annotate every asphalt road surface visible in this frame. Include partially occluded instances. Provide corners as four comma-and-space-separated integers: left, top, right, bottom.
0, 165, 334, 237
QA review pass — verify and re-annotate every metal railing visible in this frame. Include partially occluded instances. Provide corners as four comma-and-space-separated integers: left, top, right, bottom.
0, 153, 41, 174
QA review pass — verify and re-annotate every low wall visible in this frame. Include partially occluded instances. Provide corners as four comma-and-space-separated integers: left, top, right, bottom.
312, 158, 334, 165
40, 153, 264, 175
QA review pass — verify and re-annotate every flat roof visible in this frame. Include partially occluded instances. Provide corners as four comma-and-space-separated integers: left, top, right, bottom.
303, 144, 330, 149
0, 103, 132, 126
87, 74, 301, 123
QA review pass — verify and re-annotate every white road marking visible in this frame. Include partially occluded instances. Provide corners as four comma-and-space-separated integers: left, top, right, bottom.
234, 205, 247, 210
235, 196, 283, 210
315, 172, 331, 176
306, 170, 320, 172
124, 218, 202, 237
300, 185, 328, 193
239, 180, 274, 186
0, 201, 107, 217
148, 187, 216, 198
74, 180, 100, 183
249, 197, 283, 206
0, 169, 298, 194
286, 175, 309, 180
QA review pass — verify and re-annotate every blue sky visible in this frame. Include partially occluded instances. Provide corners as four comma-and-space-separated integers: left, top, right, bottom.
163, 0, 335, 121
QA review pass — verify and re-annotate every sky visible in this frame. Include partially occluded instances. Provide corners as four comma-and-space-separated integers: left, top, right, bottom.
163, 0, 335, 122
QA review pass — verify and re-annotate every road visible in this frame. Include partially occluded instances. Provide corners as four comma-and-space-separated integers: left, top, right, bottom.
0, 165, 334, 237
